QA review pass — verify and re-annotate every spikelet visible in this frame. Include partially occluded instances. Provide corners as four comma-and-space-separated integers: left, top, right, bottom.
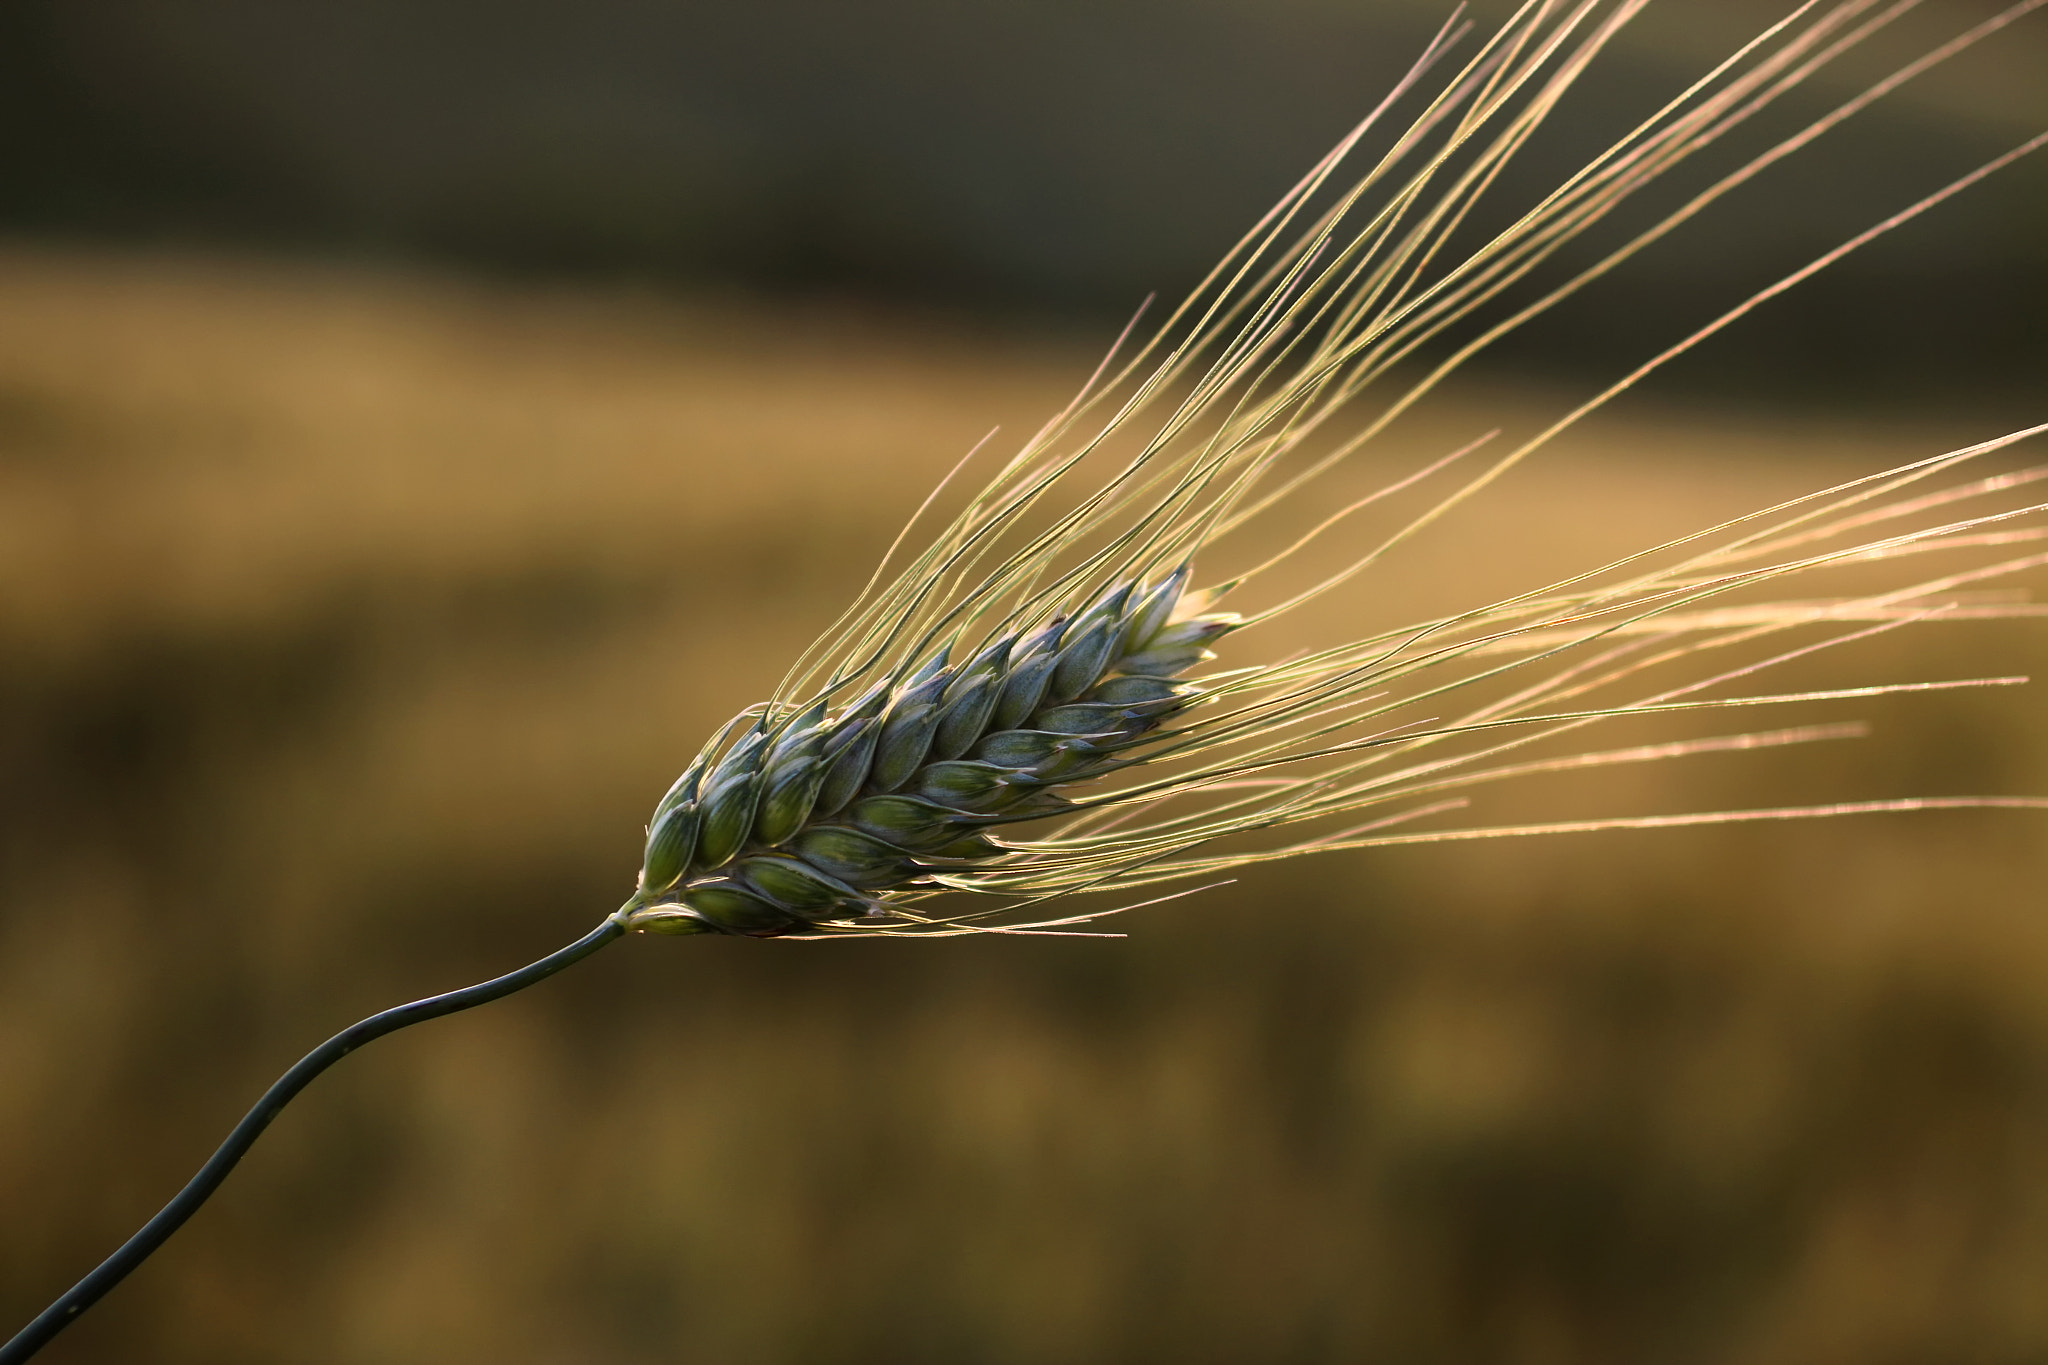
621, 0, 2048, 938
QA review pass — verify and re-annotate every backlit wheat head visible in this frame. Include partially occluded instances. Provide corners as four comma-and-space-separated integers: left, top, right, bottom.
617, 0, 2048, 940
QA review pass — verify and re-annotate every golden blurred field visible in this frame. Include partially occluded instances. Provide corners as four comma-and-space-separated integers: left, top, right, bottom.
2, 245, 2046, 1364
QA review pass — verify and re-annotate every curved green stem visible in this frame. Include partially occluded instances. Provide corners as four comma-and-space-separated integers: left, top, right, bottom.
0, 914, 629, 1364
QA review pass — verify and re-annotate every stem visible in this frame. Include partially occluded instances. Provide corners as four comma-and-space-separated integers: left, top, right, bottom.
0, 914, 629, 1364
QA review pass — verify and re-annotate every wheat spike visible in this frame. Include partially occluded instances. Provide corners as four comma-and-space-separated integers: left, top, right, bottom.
616, 0, 2048, 940
12, 4, 2048, 1356
626, 571, 1240, 934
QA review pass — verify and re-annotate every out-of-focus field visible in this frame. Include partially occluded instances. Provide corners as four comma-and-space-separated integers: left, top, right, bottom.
1, 246, 2045, 1365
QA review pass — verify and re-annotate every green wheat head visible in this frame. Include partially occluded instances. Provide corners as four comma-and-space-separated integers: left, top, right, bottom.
618, 0, 2048, 940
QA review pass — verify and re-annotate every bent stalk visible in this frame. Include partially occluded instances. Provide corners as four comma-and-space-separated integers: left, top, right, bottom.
0, 916, 628, 1364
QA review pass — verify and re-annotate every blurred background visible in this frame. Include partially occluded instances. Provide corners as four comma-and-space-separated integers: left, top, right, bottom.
1, 1, 2046, 1362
